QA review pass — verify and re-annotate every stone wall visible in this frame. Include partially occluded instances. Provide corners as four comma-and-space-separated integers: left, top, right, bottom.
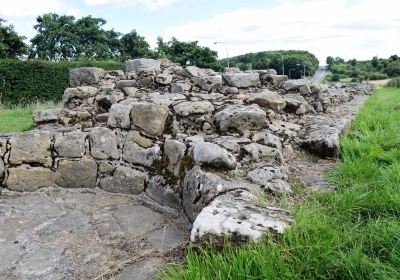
0, 58, 373, 244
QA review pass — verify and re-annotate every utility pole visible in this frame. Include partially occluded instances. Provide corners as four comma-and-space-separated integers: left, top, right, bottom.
214, 42, 229, 68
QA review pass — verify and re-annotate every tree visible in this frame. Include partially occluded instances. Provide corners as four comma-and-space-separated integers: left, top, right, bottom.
30, 14, 121, 60
0, 18, 27, 58
119, 30, 152, 60
156, 37, 220, 70
326, 56, 335, 66
371, 56, 379, 68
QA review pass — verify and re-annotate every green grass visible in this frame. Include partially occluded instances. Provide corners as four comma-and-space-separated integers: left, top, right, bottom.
0, 102, 62, 134
162, 87, 400, 280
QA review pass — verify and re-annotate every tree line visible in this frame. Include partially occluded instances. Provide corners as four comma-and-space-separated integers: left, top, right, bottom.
326, 55, 400, 82
0, 14, 219, 69
222, 50, 320, 78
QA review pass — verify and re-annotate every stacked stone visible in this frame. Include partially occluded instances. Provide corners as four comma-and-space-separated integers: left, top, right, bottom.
0, 58, 373, 245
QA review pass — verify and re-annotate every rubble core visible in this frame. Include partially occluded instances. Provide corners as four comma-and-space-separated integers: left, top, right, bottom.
0, 59, 373, 277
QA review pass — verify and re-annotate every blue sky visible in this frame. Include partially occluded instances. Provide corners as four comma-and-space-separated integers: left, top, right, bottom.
1, 0, 399, 63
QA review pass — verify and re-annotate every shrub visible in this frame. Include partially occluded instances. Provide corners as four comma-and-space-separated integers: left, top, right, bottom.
386, 77, 400, 88
0, 59, 123, 106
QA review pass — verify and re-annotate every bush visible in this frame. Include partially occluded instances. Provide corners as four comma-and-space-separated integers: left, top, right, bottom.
0, 59, 123, 106
386, 77, 400, 88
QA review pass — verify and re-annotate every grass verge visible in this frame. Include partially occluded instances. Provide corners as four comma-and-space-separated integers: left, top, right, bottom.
0, 102, 62, 134
162, 87, 400, 280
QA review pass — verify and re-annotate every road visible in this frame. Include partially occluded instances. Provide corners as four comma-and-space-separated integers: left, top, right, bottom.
313, 65, 329, 81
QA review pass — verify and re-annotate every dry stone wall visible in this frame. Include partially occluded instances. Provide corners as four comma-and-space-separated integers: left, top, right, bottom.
0, 58, 373, 245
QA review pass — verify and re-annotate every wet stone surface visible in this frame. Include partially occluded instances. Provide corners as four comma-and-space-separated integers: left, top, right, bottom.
0, 187, 188, 280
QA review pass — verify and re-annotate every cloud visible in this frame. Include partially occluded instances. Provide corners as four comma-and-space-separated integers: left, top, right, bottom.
164, 0, 400, 63
0, 0, 78, 18
83, 0, 183, 10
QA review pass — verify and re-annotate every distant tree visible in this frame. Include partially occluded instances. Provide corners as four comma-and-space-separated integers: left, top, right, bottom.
371, 56, 379, 68
119, 30, 152, 60
389, 54, 398, 61
349, 58, 357, 66
30, 14, 121, 60
156, 37, 220, 70
0, 18, 27, 58
326, 56, 335, 65
331, 73, 340, 82
335, 57, 345, 64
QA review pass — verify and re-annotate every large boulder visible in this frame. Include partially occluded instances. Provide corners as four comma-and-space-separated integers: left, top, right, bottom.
283, 94, 314, 115
56, 158, 98, 188
123, 133, 161, 167
126, 59, 161, 73
192, 75, 223, 91
170, 81, 191, 93
264, 74, 288, 86
190, 142, 236, 170
32, 108, 63, 126
107, 104, 132, 129
54, 132, 87, 158
299, 115, 350, 158
9, 132, 52, 167
90, 127, 119, 160
183, 66, 217, 77
6, 167, 56, 192
182, 166, 260, 222
222, 73, 260, 88
130, 103, 169, 137
247, 165, 292, 194
191, 190, 294, 244
244, 90, 286, 111
99, 166, 147, 195
69, 67, 106, 87
62, 86, 98, 107
214, 104, 267, 132
173, 101, 215, 117
283, 79, 310, 91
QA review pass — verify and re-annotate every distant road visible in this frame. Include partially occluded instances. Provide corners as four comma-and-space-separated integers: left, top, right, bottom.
313, 65, 329, 81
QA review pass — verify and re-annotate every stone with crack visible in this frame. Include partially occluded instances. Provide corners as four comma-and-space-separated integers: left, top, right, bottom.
6, 167, 57, 192
182, 166, 261, 222
223, 73, 260, 88
247, 165, 292, 194
192, 75, 223, 91
54, 132, 87, 158
107, 103, 132, 129
90, 127, 119, 160
69, 67, 106, 87
56, 158, 98, 188
99, 166, 147, 195
190, 190, 294, 244
122, 140, 161, 167
214, 104, 267, 132
126, 58, 161, 73
164, 139, 186, 176
9, 132, 52, 167
173, 101, 215, 117
244, 89, 286, 111
130, 102, 169, 137
190, 141, 236, 170
243, 143, 283, 164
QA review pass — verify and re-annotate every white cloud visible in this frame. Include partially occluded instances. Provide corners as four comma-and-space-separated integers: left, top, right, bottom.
0, 0, 77, 18
164, 0, 400, 63
84, 0, 183, 10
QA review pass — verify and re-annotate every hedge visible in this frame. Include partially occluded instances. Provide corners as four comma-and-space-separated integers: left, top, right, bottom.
0, 59, 124, 106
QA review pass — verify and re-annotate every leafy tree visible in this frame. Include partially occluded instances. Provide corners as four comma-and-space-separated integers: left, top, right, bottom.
0, 18, 27, 58
120, 30, 153, 60
156, 37, 220, 70
225, 50, 319, 78
326, 56, 335, 66
30, 14, 121, 60
371, 56, 379, 67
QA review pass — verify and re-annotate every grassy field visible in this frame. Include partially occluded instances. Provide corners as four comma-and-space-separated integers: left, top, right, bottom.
0, 102, 61, 134
163, 87, 400, 280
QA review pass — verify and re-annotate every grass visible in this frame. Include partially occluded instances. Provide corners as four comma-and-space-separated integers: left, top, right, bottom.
162, 87, 400, 280
0, 102, 62, 134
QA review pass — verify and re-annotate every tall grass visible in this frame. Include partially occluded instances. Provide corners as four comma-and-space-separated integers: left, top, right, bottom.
0, 101, 62, 134
162, 87, 400, 280
386, 77, 400, 88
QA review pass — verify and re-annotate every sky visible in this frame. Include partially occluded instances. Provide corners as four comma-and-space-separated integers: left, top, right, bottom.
0, 0, 399, 64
